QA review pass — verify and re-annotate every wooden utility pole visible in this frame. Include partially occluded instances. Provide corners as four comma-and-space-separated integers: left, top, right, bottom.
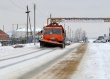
68, 26, 69, 39
109, 28, 110, 42
17, 24, 18, 30
70, 29, 71, 41
25, 5, 30, 43
72, 31, 73, 41
64, 23, 65, 29
50, 14, 52, 24
3, 25, 4, 31
34, 4, 36, 45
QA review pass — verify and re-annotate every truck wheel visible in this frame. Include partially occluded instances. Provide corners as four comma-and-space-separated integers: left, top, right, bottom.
64, 42, 65, 48
61, 42, 65, 48
40, 42, 44, 48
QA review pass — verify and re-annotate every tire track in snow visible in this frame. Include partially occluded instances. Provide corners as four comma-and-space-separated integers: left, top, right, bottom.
0, 48, 57, 69
34, 43, 87, 79
18, 44, 80, 79
0, 49, 42, 61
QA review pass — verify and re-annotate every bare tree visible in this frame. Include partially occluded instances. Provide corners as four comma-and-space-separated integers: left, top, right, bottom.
74, 28, 82, 42
82, 31, 87, 42
74, 28, 88, 42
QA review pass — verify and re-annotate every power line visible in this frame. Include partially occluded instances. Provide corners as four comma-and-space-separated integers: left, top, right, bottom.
9, 0, 25, 10
0, 6, 25, 14
9, 0, 47, 17
0, 1, 25, 13
36, 6, 48, 17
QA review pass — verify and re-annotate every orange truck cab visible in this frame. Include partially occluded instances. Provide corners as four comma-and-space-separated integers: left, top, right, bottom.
39, 22, 66, 48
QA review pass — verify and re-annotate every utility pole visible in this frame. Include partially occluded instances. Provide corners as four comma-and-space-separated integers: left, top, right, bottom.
50, 14, 52, 24
3, 25, 4, 31
72, 31, 73, 41
25, 5, 30, 43
109, 28, 110, 42
17, 24, 18, 30
12, 24, 14, 36
12, 24, 14, 45
70, 29, 71, 41
34, 4, 36, 45
64, 23, 65, 29
68, 26, 69, 39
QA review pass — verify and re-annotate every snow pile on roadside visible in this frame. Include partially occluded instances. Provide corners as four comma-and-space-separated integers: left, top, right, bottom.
23, 43, 40, 48
88, 38, 96, 43
0, 43, 40, 51
0, 46, 14, 51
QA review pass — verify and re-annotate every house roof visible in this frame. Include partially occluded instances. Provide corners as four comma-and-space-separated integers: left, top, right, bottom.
16, 27, 42, 32
0, 29, 8, 35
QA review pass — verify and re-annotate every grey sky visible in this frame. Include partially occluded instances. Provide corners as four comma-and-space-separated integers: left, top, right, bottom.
0, 0, 110, 38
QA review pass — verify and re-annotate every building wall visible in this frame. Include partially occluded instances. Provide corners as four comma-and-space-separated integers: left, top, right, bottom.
0, 30, 9, 39
0, 34, 9, 39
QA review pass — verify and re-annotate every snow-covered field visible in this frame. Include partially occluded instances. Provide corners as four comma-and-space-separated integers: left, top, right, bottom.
0, 41, 110, 79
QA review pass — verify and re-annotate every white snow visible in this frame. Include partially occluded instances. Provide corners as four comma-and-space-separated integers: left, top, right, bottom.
0, 43, 80, 79
7, 28, 42, 37
16, 27, 41, 32
0, 41, 110, 79
88, 38, 96, 43
70, 43, 110, 79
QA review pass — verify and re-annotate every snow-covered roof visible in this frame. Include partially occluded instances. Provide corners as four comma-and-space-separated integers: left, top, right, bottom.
16, 27, 42, 32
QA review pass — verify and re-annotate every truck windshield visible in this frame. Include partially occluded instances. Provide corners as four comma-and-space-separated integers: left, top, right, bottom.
44, 28, 61, 34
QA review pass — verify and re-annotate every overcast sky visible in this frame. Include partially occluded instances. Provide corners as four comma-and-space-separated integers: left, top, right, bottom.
0, 0, 110, 38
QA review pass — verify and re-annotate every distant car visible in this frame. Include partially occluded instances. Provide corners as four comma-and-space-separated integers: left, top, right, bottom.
0, 42, 2, 46
65, 40, 71, 45
98, 36, 104, 39
65, 38, 71, 45
93, 38, 106, 43
93, 36, 107, 43
79, 41, 83, 43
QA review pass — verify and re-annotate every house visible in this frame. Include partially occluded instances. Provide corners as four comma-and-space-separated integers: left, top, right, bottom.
13, 28, 42, 38
0, 29, 9, 39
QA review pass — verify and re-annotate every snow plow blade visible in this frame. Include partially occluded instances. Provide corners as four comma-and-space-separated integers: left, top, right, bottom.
39, 39, 65, 48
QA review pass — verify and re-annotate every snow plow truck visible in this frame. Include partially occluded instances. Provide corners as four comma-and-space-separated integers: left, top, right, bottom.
39, 22, 66, 48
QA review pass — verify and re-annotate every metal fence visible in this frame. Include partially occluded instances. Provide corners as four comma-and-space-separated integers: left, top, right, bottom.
0, 37, 33, 46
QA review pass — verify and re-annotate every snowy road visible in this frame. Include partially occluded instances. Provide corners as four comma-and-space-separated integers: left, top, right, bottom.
34, 43, 87, 79
0, 43, 80, 79
71, 43, 110, 79
0, 48, 56, 69
1, 43, 110, 79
